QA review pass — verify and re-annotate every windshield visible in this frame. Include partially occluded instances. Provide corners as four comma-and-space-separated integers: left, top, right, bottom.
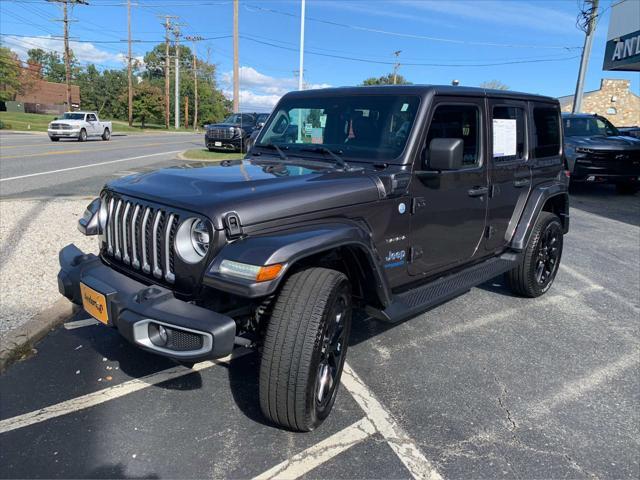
563, 116, 620, 137
61, 113, 85, 120
256, 94, 420, 161
223, 113, 256, 125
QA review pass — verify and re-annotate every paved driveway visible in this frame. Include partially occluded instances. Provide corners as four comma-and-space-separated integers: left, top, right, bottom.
0, 186, 638, 479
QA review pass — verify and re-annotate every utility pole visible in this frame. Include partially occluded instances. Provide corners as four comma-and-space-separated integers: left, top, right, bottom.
185, 35, 203, 130
127, 0, 133, 126
173, 25, 181, 129
392, 50, 401, 85
572, 0, 599, 113
184, 96, 189, 129
298, 0, 306, 91
49, 0, 89, 110
233, 0, 239, 113
158, 15, 177, 129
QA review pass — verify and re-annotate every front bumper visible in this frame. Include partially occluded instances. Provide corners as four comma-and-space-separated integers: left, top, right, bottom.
58, 244, 236, 362
205, 134, 243, 151
48, 128, 80, 138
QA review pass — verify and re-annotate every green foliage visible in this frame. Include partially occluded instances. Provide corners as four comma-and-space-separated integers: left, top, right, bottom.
27, 48, 80, 82
479, 80, 510, 90
129, 81, 164, 127
362, 73, 411, 86
0, 47, 22, 102
76, 65, 128, 119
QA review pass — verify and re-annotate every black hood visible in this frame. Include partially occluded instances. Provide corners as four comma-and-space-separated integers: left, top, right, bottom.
106, 160, 381, 229
565, 134, 640, 151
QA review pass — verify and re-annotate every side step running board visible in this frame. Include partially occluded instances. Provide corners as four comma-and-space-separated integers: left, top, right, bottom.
366, 253, 519, 324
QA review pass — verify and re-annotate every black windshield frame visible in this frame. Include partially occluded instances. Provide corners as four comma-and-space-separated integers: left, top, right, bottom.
255, 94, 421, 163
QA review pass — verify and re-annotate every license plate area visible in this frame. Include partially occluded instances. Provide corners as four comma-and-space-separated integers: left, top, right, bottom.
214, 141, 222, 147
80, 282, 109, 325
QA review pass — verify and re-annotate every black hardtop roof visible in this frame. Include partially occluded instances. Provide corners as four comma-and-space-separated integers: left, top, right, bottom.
283, 84, 558, 104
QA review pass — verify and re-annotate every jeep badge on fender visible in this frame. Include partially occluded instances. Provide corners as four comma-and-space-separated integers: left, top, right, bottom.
58, 85, 569, 431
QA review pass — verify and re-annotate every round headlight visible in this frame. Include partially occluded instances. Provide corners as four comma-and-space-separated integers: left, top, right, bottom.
191, 219, 210, 257
175, 217, 210, 263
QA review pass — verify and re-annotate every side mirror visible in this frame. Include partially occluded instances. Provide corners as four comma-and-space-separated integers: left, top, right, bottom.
427, 138, 464, 171
257, 122, 265, 129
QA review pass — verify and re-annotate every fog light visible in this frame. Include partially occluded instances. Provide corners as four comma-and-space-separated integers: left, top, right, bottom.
158, 325, 168, 344
149, 323, 170, 347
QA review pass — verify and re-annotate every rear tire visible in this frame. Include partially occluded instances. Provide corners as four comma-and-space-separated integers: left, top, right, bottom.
78, 129, 87, 142
506, 212, 563, 298
101, 128, 110, 141
616, 182, 639, 195
259, 268, 352, 431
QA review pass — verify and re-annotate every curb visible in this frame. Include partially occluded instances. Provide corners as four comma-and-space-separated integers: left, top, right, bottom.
0, 298, 79, 373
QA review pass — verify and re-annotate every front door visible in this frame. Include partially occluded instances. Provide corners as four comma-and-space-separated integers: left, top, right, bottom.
485, 99, 531, 251
86, 113, 99, 135
409, 98, 489, 277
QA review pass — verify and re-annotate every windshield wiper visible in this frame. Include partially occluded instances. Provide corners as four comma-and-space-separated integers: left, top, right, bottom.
300, 147, 348, 169
256, 143, 288, 161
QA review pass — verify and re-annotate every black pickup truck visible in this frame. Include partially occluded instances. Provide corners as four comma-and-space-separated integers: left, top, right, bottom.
563, 113, 640, 194
59, 85, 569, 431
205, 112, 269, 152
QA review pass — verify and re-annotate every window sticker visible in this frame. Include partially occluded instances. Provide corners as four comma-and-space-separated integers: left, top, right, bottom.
493, 118, 517, 157
401, 103, 409, 112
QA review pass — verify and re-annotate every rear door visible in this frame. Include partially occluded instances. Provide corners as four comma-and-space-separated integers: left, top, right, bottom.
485, 99, 531, 251
408, 97, 489, 276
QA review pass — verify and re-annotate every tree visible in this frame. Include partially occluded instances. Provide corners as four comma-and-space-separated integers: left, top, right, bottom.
480, 80, 509, 90
128, 81, 163, 127
361, 73, 411, 86
77, 65, 127, 118
27, 48, 80, 83
0, 47, 23, 102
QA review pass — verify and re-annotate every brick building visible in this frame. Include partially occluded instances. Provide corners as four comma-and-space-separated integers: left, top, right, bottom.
558, 78, 640, 126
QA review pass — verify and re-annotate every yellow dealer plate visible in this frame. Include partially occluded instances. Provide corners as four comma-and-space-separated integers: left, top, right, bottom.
80, 283, 109, 325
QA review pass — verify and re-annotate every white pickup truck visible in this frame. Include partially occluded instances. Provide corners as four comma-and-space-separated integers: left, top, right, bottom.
48, 112, 112, 142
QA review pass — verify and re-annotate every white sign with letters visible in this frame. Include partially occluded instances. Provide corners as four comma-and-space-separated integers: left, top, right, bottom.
492, 118, 517, 158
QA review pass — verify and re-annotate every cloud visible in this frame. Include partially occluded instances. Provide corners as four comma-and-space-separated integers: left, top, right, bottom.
221, 66, 331, 111
3, 35, 126, 66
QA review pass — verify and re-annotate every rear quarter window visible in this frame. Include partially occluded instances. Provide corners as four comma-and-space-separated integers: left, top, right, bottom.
532, 106, 561, 158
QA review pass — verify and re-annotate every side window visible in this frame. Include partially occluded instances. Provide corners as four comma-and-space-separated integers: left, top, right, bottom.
533, 107, 560, 158
426, 104, 480, 168
492, 106, 525, 162
87, 114, 96, 121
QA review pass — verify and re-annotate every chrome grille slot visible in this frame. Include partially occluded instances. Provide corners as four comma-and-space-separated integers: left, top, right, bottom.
103, 195, 179, 284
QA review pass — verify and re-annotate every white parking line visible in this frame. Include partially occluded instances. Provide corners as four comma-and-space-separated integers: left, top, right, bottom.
0, 349, 251, 434
560, 264, 639, 311
341, 363, 444, 480
0, 150, 183, 182
253, 417, 376, 480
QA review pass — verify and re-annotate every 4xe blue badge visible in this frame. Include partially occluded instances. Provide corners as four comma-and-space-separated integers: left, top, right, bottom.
384, 249, 406, 268
398, 202, 406, 214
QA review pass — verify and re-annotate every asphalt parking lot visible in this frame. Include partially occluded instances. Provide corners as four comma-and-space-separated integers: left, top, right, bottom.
0, 184, 638, 479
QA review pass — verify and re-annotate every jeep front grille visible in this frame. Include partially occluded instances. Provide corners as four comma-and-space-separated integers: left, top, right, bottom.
103, 194, 178, 283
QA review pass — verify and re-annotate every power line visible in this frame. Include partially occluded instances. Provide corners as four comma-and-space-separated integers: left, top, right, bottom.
243, 3, 582, 50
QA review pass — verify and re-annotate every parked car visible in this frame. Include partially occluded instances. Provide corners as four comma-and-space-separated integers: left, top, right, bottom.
205, 112, 269, 152
562, 113, 640, 194
618, 126, 640, 139
244, 113, 271, 152
48, 112, 112, 142
59, 85, 569, 431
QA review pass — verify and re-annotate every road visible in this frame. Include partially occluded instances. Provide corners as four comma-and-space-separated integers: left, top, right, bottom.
0, 186, 638, 479
0, 132, 203, 198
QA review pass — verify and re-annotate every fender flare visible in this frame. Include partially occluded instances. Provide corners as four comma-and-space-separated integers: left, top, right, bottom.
509, 181, 569, 251
203, 220, 392, 305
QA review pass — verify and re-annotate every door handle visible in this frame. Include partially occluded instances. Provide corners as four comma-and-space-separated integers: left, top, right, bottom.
513, 179, 530, 188
468, 186, 489, 197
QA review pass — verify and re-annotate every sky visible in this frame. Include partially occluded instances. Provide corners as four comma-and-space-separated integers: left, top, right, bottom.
1, 0, 638, 112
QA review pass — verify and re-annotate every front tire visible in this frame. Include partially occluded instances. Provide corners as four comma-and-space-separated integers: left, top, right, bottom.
78, 129, 87, 142
506, 212, 563, 298
101, 128, 110, 141
259, 268, 352, 431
